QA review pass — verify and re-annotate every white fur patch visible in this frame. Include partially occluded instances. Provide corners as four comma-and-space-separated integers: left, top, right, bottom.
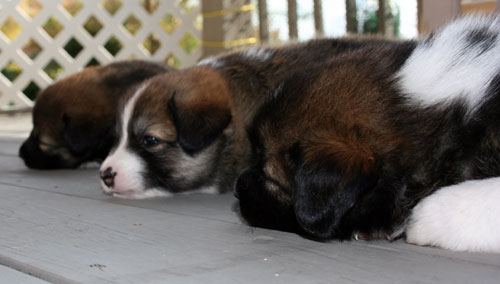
110, 186, 171, 199
397, 15, 500, 116
198, 47, 274, 68
406, 177, 500, 252
100, 84, 168, 199
240, 47, 274, 62
197, 56, 224, 68
171, 146, 216, 182
182, 185, 218, 195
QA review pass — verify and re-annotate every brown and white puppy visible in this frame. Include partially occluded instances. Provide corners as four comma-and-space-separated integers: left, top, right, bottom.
98, 37, 407, 199
19, 60, 172, 169
234, 15, 500, 252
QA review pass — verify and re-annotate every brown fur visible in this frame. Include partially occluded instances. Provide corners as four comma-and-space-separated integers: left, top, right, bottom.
255, 51, 408, 199
20, 60, 171, 169
234, 41, 419, 238
101, 37, 417, 196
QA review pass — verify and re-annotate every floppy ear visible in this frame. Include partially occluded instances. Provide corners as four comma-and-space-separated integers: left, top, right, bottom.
292, 141, 377, 239
168, 93, 231, 155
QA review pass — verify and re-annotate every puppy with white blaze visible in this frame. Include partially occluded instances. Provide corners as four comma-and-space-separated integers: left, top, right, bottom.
99, 36, 409, 199
234, 15, 500, 253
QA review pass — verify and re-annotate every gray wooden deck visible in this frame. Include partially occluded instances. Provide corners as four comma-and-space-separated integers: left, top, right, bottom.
1, 114, 500, 284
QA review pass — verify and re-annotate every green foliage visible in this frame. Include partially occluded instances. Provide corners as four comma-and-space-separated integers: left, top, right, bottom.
104, 37, 123, 56
64, 38, 83, 58
102, 0, 122, 15
83, 16, 103, 37
361, 3, 401, 37
143, 34, 161, 55
43, 60, 63, 80
1, 61, 22, 82
62, 0, 83, 17
23, 82, 41, 101
42, 17, 63, 38
86, 58, 101, 67
179, 32, 199, 54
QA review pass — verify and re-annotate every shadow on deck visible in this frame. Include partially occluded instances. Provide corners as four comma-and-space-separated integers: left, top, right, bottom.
0, 113, 499, 283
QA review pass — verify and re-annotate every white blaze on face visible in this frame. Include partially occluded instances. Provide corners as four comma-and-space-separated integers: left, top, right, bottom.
99, 84, 169, 199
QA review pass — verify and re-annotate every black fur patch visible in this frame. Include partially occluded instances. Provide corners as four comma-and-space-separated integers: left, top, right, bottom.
294, 159, 377, 239
466, 28, 498, 55
168, 95, 231, 156
19, 131, 76, 169
235, 168, 303, 234
64, 114, 114, 159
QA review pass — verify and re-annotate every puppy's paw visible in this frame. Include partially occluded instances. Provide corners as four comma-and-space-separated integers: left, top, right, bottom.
406, 178, 500, 252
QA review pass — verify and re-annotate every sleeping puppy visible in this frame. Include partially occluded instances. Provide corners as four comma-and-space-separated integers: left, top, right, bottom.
98, 37, 409, 199
19, 60, 172, 169
234, 15, 500, 252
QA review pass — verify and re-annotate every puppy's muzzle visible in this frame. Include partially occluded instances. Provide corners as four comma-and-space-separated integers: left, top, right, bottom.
100, 167, 116, 188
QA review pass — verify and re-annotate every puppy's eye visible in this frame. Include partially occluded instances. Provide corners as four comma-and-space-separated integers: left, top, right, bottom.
142, 135, 162, 147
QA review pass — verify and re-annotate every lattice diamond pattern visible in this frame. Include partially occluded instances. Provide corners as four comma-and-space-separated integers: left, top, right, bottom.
161, 13, 181, 35
22, 39, 43, 60
0, 0, 201, 110
43, 59, 64, 80
142, 34, 161, 55
142, 0, 159, 14
42, 17, 64, 38
18, 0, 43, 19
23, 81, 40, 101
123, 14, 142, 35
61, 0, 83, 17
64, 37, 84, 58
101, 0, 123, 16
83, 15, 104, 37
86, 57, 100, 67
1, 60, 23, 82
1, 17, 23, 41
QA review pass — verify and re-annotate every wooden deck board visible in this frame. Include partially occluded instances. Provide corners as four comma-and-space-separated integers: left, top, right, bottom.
1, 136, 500, 283
0, 264, 51, 284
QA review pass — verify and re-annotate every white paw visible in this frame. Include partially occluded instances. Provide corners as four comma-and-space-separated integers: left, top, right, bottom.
406, 177, 500, 253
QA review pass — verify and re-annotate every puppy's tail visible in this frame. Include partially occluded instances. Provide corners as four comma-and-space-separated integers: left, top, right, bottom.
396, 14, 500, 118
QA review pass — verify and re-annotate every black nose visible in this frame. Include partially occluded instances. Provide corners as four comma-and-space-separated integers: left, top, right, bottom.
100, 167, 116, 188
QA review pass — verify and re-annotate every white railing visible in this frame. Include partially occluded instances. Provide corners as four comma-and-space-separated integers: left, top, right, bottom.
4, 0, 494, 112
0, 0, 202, 111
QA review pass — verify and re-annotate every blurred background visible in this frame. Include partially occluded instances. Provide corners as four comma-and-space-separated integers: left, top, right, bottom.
0, 0, 498, 111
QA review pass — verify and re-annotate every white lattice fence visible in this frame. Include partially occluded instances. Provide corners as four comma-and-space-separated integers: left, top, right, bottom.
0, 0, 202, 111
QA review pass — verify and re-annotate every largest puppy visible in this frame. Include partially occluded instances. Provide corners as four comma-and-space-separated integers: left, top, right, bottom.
19, 60, 171, 169
234, 15, 500, 252
98, 37, 412, 199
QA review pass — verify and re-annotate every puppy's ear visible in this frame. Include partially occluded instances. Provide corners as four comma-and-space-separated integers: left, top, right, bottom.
292, 141, 377, 239
168, 92, 231, 155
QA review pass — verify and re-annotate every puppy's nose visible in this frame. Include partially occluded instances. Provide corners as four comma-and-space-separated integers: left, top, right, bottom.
100, 167, 116, 188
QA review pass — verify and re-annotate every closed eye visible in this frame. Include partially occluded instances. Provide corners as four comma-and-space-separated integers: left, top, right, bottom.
39, 141, 60, 148
39, 141, 65, 152
264, 175, 290, 191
